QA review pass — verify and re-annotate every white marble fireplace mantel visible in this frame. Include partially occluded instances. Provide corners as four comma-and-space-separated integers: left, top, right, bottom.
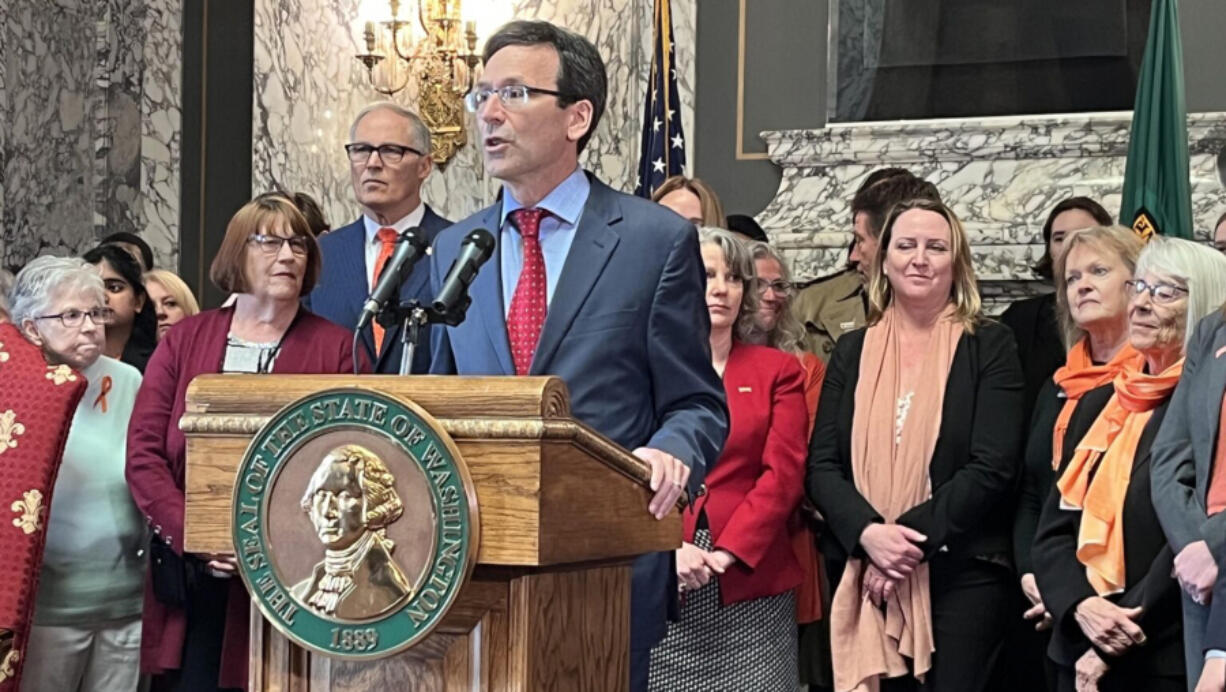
756, 112, 1226, 307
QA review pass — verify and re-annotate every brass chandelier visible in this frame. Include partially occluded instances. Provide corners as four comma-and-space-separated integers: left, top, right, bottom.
355, 0, 481, 166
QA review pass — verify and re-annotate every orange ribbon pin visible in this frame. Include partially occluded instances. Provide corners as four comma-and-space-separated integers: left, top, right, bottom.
94, 375, 113, 413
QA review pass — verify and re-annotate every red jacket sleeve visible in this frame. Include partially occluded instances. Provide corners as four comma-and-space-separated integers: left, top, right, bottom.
125, 336, 187, 554
714, 356, 809, 568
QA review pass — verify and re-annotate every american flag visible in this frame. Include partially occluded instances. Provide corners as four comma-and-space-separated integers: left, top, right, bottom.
635, 0, 686, 198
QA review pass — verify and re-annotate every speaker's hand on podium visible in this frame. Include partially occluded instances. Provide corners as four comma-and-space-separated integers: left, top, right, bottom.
634, 447, 690, 520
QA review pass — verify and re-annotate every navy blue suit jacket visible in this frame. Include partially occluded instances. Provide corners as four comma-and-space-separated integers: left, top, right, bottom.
305, 205, 451, 373
429, 174, 728, 648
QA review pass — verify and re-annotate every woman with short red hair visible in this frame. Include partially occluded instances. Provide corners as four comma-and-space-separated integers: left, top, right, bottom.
127, 195, 364, 690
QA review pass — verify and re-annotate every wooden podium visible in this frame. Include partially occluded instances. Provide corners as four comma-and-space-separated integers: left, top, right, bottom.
180, 375, 682, 691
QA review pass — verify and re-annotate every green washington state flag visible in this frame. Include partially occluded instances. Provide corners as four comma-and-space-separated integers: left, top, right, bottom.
1121, 0, 1193, 240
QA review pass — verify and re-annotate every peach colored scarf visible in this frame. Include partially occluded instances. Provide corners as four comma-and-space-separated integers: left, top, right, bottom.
830, 306, 963, 692
1056, 358, 1182, 595
1051, 339, 1145, 469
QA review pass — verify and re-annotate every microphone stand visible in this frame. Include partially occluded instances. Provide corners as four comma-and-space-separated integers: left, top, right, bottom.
376, 300, 467, 376
397, 302, 430, 376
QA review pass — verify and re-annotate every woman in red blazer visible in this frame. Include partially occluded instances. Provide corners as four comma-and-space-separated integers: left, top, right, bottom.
648, 228, 808, 691
126, 196, 362, 691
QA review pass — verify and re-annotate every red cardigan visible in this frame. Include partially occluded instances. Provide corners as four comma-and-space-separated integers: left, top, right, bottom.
685, 342, 809, 605
125, 306, 359, 689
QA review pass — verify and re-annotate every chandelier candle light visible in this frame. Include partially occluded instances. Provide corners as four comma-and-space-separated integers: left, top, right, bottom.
355, 0, 482, 165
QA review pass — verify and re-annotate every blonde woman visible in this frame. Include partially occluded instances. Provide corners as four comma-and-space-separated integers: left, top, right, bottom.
1014, 226, 1145, 639
806, 198, 1025, 691
651, 175, 726, 226
143, 269, 200, 341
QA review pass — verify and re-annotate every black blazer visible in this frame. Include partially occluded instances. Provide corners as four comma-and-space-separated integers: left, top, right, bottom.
1013, 378, 1066, 574
1032, 384, 1183, 675
1000, 293, 1065, 426
805, 320, 1025, 565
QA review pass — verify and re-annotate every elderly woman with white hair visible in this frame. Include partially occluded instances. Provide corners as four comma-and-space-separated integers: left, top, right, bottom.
1033, 236, 1226, 692
1149, 232, 1226, 692
10, 256, 145, 691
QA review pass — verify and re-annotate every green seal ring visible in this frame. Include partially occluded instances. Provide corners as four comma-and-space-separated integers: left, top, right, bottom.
232, 387, 479, 660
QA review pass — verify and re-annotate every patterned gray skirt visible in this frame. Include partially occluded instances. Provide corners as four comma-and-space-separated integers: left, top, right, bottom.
647, 529, 798, 691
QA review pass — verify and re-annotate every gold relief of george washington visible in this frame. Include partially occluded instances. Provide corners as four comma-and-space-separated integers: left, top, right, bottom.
291, 444, 414, 620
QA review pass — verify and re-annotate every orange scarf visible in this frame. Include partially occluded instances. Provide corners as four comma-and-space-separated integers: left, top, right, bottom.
793, 351, 827, 624
1051, 339, 1145, 469
1055, 359, 1182, 595
830, 306, 963, 692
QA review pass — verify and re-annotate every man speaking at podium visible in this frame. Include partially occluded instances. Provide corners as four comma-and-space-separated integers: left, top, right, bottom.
429, 20, 728, 690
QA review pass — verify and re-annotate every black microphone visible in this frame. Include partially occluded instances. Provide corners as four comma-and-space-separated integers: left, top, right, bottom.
432, 229, 496, 319
356, 228, 428, 331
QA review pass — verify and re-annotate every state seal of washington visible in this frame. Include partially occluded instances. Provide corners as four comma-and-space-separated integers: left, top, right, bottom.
232, 388, 478, 659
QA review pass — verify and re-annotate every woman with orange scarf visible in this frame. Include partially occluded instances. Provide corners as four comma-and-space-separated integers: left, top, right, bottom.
806, 199, 1024, 691
1033, 237, 1226, 692
1014, 226, 1145, 645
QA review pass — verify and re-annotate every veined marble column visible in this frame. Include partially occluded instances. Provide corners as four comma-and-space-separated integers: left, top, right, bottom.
140, 0, 184, 270
1, 0, 179, 271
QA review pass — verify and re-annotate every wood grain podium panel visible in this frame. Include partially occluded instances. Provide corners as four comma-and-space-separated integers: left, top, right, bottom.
183, 375, 572, 419
251, 564, 630, 692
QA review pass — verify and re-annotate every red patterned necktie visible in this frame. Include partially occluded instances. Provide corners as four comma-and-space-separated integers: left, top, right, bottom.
371, 227, 400, 354
507, 208, 549, 375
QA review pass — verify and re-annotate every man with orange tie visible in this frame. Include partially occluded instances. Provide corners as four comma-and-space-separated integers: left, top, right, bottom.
306, 102, 451, 373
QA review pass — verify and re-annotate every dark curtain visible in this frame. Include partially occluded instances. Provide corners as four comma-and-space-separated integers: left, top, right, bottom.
835, 0, 1151, 121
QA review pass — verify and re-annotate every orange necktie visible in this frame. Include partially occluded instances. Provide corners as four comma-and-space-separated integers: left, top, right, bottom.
371, 227, 399, 354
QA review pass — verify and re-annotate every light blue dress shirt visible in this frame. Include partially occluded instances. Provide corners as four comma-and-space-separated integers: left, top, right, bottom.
499, 167, 590, 316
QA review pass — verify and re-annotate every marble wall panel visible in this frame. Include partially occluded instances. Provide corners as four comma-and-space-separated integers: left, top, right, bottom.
757, 113, 1226, 311
1, 0, 166, 271
251, 0, 697, 228
140, 0, 182, 269
0, 1, 9, 260
96, 0, 148, 241
1, 1, 99, 268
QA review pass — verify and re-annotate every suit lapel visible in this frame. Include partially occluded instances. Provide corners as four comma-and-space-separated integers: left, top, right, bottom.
335, 219, 372, 322
470, 205, 514, 374
529, 181, 620, 375
1205, 323, 1226, 471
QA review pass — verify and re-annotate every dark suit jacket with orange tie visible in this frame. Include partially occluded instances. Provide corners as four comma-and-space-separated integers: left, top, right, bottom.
305, 205, 451, 374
